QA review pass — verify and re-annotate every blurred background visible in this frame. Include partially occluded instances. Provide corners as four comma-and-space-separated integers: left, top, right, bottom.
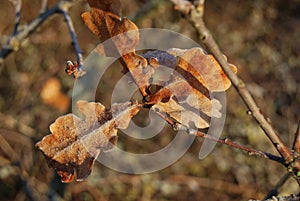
0, 0, 299, 200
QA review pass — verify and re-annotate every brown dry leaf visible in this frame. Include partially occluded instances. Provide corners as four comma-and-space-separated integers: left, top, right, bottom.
147, 75, 218, 128
40, 78, 70, 112
176, 48, 237, 92
81, 0, 122, 43
146, 47, 237, 129
36, 100, 140, 183
81, 0, 152, 96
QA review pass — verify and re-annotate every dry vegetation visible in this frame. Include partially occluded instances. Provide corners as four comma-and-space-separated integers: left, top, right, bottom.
0, 0, 299, 200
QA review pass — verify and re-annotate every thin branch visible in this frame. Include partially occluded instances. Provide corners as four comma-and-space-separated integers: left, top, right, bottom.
0, 0, 77, 63
290, 124, 300, 184
9, 0, 22, 35
40, 0, 48, 14
169, 0, 298, 172
153, 109, 284, 164
58, 2, 86, 78
1, 1, 58, 61
1, 0, 85, 78
60, 7, 84, 70
292, 124, 300, 154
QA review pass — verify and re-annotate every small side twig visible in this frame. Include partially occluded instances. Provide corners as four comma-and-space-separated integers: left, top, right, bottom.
59, 3, 86, 78
60, 6, 83, 69
153, 109, 284, 164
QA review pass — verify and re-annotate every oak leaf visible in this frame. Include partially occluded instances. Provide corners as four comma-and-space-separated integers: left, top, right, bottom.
81, 0, 152, 96
146, 48, 237, 129
176, 48, 237, 92
36, 100, 140, 183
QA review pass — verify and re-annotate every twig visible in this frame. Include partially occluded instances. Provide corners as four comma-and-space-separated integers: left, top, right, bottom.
9, 0, 22, 35
264, 173, 291, 199
1, 1, 59, 61
40, 0, 48, 14
153, 109, 284, 164
0, 0, 78, 64
60, 5, 84, 70
292, 124, 300, 154
169, 0, 300, 183
290, 124, 300, 183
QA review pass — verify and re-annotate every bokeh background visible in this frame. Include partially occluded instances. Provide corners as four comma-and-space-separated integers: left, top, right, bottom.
0, 0, 299, 200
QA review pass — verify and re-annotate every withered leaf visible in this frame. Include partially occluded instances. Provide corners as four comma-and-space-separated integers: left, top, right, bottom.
176, 48, 237, 92
147, 75, 218, 128
82, 0, 152, 96
36, 100, 140, 183
81, 0, 122, 42
146, 47, 237, 129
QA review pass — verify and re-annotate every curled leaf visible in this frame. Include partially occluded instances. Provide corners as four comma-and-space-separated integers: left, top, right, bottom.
81, 0, 152, 96
146, 47, 237, 129
81, 0, 121, 42
176, 48, 237, 92
36, 100, 140, 183
147, 75, 216, 128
